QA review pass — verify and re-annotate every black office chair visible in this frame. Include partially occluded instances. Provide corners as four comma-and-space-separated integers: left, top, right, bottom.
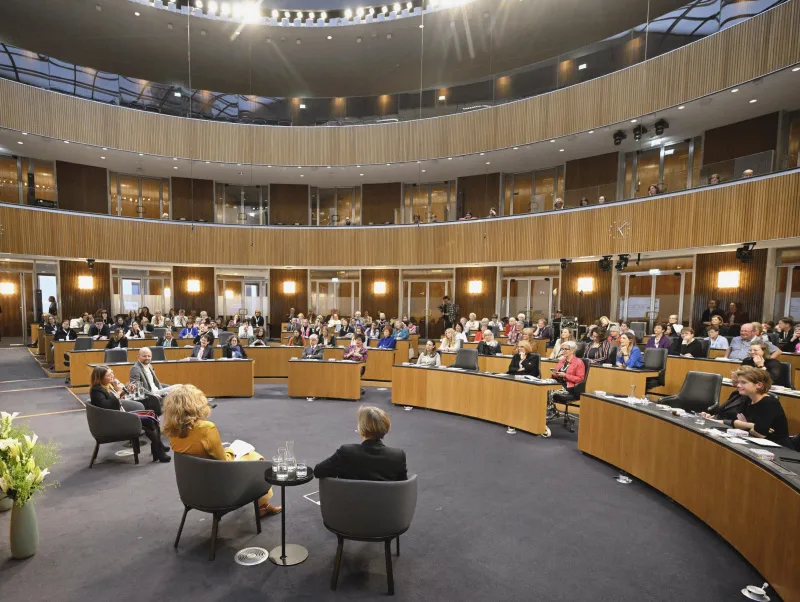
699, 338, 711, 358
218, 331, 234, 346
319, 475, 418, 595
153, 327, 167, 340
104, 348, 128, 364
661, 371, 722, 413
667, 336, 682, 356
551, 358, 590, 433
149, 346, 166, 362
644, 348, 668, 391
777, 362, 793, 388
64, 336, 93, 367
575, 342, 586, 358
453, 348, 479, 371
607, 346, 618, 365
768, 333, 780, 346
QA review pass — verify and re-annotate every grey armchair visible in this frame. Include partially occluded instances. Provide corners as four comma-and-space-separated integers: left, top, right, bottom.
172, 453, 273, 561
149, 346, 166, 362
104, 348, 128, 364
453, 348, 478, 371
319, 475, 418, 595
218, 331, 234, 346
661, 371, 722, 413
85, 403, 143, 468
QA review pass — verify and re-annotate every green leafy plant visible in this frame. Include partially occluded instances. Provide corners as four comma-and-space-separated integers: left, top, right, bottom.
0, 412, 60, 506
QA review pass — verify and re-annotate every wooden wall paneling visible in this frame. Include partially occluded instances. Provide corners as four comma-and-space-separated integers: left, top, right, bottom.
172, 266, 215, 317
362, 183, 401, 225
1, 1, 797, 166
59, 260, 112, 320
703, 113, 780, 166
1, 172, 799, 268
457, 174, 500, 219
361, 269, 400, 322
564, 152, 619, 204
170, 177, 215, 222
455, 266, 497, 320
691, 249, 768, 329
270, 184, 309, 225
0, 271, 23, 337
560, 261, 613, 325
269, 269, 308, 337
55, 161, 109, 215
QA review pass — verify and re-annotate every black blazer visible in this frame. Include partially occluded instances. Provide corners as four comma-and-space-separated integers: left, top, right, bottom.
706, 390, 750, 425
89, 385, 122, 411
43, 323, 58, 335
89, 323, 111, 338
251, 316, 265, 327
679, 339, 705, 358
190, 345, 214, 360
506, 353, 540, 377
741, 357, 783, 386
314, 439, 407, 481
320, 335, 337, 347
105, 337, 128, 349
53, 328, 78, 342
222, 344, 248, 359
156, 337, 178, 347
193, 332, 216, 345
477, 341, 501, 356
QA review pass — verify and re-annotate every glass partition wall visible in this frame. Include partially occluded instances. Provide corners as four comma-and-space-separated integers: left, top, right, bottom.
310, 270, 360, 317
109, 173, 170, 219
112, 268, 172, 316
616, 258, 694, 332
311, 188, 362, 226
774, 249, 800, 319
502, 168, 564, 214
402, 182, 455, 223
401, 269, 455, 339
500, 267, 561, 320
214, 184, 268, 225
216, 270, 269, 320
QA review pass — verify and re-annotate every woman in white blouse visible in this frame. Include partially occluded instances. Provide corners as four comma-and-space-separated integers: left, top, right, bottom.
238, 321, 254, 339
454, 323, 469, 344
126, 322, 146, 339
549, 328, 573, 360
465, 313, 480, 333
439, 328, 462, 351
416, 340, 442, 367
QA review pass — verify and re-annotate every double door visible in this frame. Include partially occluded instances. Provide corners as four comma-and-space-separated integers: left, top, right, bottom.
618, 272, 691, 332
404, 280, 450, 340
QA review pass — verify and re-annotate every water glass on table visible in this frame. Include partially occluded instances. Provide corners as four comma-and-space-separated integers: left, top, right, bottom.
296, 462, 308, 478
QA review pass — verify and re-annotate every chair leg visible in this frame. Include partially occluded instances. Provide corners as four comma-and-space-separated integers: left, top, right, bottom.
209, 512, 220, 561
396, 536, 400, 556
253, 500, 262, 535
131, 438, 140, 465
89, 442, 99, 469
174, 505, 189, 548
384, 539, 395, 595
331, 536, 344, 591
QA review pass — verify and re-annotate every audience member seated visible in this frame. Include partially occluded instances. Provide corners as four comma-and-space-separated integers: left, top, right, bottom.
667, 315, 683, 334
179, 318, 198, 339
250, 310, 266, 328
53, 319, 78, 342
238, 321, 254, 340
191, 335, 215, 360
700, 299, 725, 332
550, 328, 573, 360
594, 316, 611, 340
393, 321, 410, 341
616, 333, 644, 368
301, 334, 324, 359
124, 310, 138, 328
126, 322, 145, 339
774, 317, 796, 351
553, 198, 564, 210
701, 371, 750, 425
679, 328, 704, 358
607, 325, 621, 347
314, 405, 407, 481
584, 329, 611, 364
532, 318, 552, 341
286, 331, 303, 347
89, 365, 170, 463
708, 173, 721, 185
129, 347, 180, 414
742, 169, 754, 178
647, 184, 659, 196
454, 323, 468, 344
726, 302, 749, 327
507, 341, 540, 377
82, 315, 95, 335
473, 324, 489, 342
141, 317, 154, 333
173, 310, 188, 328
465, 313, 480, 332
343, 334, 368, 362
727, 322, 781, 361
114, 316, 127, 331
701, 366, 792, 448
705, 325, 729, 350
407, 318, 418, 335
438, 328, 461, 352
222, 335, 248, 359
162, 385, 280, 516
138, 307, 153, 323
318, 326, 336, 347
416, 340, 441, 367
366, 323, 381, 340
193, 322, 215, 346
246, 326, 266, 347
152, 310, 166, 328
477, 331, 501, 355
43, 314, 58, 336
158, 329, 178, 347
504, 316, 516, 336
646, 323, 671, 351
741, 340, 782, 384
547, 341, 585, 410
106, 328, 129, 349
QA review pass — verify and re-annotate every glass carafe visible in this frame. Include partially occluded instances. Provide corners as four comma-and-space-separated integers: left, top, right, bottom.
285, 440, 296, 474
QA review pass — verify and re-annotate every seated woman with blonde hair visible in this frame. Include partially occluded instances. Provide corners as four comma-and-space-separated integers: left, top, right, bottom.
162, 384, 282, 517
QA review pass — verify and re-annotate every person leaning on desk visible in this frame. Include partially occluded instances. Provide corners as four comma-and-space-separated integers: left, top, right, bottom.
222, 335, 248, 359
507, 341, 540, 377
616, 332, 644, 368
301, 334, 324, 360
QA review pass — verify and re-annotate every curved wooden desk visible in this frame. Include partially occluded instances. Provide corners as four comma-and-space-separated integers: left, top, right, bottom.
392, 364, 560, 435
578, 393, 800, 602
246, 345, 343, 377
287, 359, 363, 400
648, 356, 743, 396
88, 359, 255, 398
70, 347, 193, 386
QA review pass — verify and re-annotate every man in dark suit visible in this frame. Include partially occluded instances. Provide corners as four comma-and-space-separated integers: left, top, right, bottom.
53, 319, 78, 342
89, 319, 111, 339
314, 406, 407, 481
157, 330, 179, 347
251, 310, 266, 328
700, 299, 725, 330
301, 334, 324, 360
285, 307, 296, 322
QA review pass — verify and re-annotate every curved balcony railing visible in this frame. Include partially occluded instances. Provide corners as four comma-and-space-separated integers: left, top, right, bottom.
0, 0, 785, 127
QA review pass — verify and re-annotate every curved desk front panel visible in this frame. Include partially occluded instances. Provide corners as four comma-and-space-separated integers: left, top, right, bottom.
578, 394, 800, 602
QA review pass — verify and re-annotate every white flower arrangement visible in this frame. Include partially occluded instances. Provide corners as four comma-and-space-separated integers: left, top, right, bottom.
0, 411, 59, 506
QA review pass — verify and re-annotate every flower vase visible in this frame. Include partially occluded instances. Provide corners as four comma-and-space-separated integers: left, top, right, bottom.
10, 502, 39, 559
0, 493, 12, 512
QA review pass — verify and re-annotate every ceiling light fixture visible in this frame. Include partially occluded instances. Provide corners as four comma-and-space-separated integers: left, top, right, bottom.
382, 6, 389, 14
588, 130, 594, 134
17, 141, 23, 145
356, 7, 365, 17
792, 67, 800, 72
421, 169, 426, 172
513, 146, 519, 150
731, 88, 739, 93
321, 11, 327, 19
485, 161, 490, 165
559, 149, 564, 152
578, 63, 587, 70
64, 140, 69, 144
749, 99, 757, 103
299, 103, 306, 109
345, 8, 353, 18
327, 35, 332, 39
21, 132, 27, 135
678, 105, 685, 109
271, 9, 279, 18
100, 156, 106, 160
630, 119, 637, 123
134, 11, 140, 16
438, 95, 446, 101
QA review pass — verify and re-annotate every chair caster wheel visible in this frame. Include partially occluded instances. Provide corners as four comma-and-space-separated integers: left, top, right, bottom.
542, 427, 551, 438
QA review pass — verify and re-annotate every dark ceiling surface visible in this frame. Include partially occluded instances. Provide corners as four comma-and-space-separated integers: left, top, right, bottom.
0, 0, 691, 98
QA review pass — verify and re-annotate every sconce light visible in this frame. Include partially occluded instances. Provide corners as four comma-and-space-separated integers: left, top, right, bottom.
0, 282, 15, 295
225, 289, 233, 299
717, 271, 740, 289
373, 281, 387, 295
78, 275, 94, 290
164, 287, 171, 296
187, 279, 201, 292
577, 277, 594, 293
283, 281, 296, 294
468, 280, 483, 294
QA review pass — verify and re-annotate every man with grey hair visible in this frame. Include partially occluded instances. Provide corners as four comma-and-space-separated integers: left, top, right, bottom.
301, 333, 324, 360
727, 322, 781, 361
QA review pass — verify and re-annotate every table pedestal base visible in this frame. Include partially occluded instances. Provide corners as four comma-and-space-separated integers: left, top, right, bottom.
269, 543, 308, 566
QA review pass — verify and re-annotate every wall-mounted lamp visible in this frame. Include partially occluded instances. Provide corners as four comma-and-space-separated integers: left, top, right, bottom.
373, 281, 387, 295
164, 287, 171, 297
0, 282, 15, 295
187, 279, 201, 292
225, 289, 234, 299
283, 281, 296, 294
717, 271, 740, 289
78, 275, 94, 290
577, 277, 594, 294
468, 280, 483, 294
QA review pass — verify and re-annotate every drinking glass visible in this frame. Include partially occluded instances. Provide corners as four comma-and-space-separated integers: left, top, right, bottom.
296, 462, 308, 478
629, 385, 637, 400
285, 440, 296, 474
276, 462, 289, 480
272, 454, 282, 473
694, 418, 705, 426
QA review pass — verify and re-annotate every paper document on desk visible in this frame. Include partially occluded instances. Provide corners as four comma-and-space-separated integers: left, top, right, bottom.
749, 438, 782, 447
228, 439, 255, 460
726, 437, 749, 445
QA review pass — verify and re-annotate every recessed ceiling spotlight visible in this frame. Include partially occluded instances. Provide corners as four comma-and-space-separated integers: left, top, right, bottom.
438, 95, 446, 101
419, 24, 424, 28
296, 39, 301, 45
327, 166, 331, 169
356, 7, 365, 17
630, 119, 637, 123
421, 169, 426, 173
447, 157, 452, 160
167, 23, 173, 30
17, 141, 23, 145
100, 156, 106, 160
271, 9, 279, 18
173, 166, 178, 169
173, 157, 178, 160
559, 149, 565, 152
299, 103, 306, 109
485, 161, 491, 165
386, 163, 391, 166
479, 152, 485, 156
134, 11, 140, 16
327, 35, 332, 39
792, 67, 800, 72
297, 166, 302, 169
588, 130, 594, 134
578, 63, 587, 70
356, 37, 362, 43
550, 139, 555, 143
513, 147, 519, 150
300, 174, 304, 177
22, 132, 28, 135
749, 99, 758, 103
205, 161, 210, 164
345, 8, 353, 18
360, 173, 364, 176
64, 140, 70, 144
356, 165, 361, 168
138, 153, 143, 156
387, 33, 392, 39
731, 88, 739, 93
678, 105, 685, 110
102, 147, 107, 150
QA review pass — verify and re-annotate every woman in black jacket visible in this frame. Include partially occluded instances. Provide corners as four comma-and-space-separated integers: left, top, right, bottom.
477, 330, 502, 355
506, 341, 540, 377
741, 340, 783, 385
105, 328, 129, 349
319, 326, 337, 347
89, 365, 170, 463
678, 328, 705, 358
222, 335, 248, 359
